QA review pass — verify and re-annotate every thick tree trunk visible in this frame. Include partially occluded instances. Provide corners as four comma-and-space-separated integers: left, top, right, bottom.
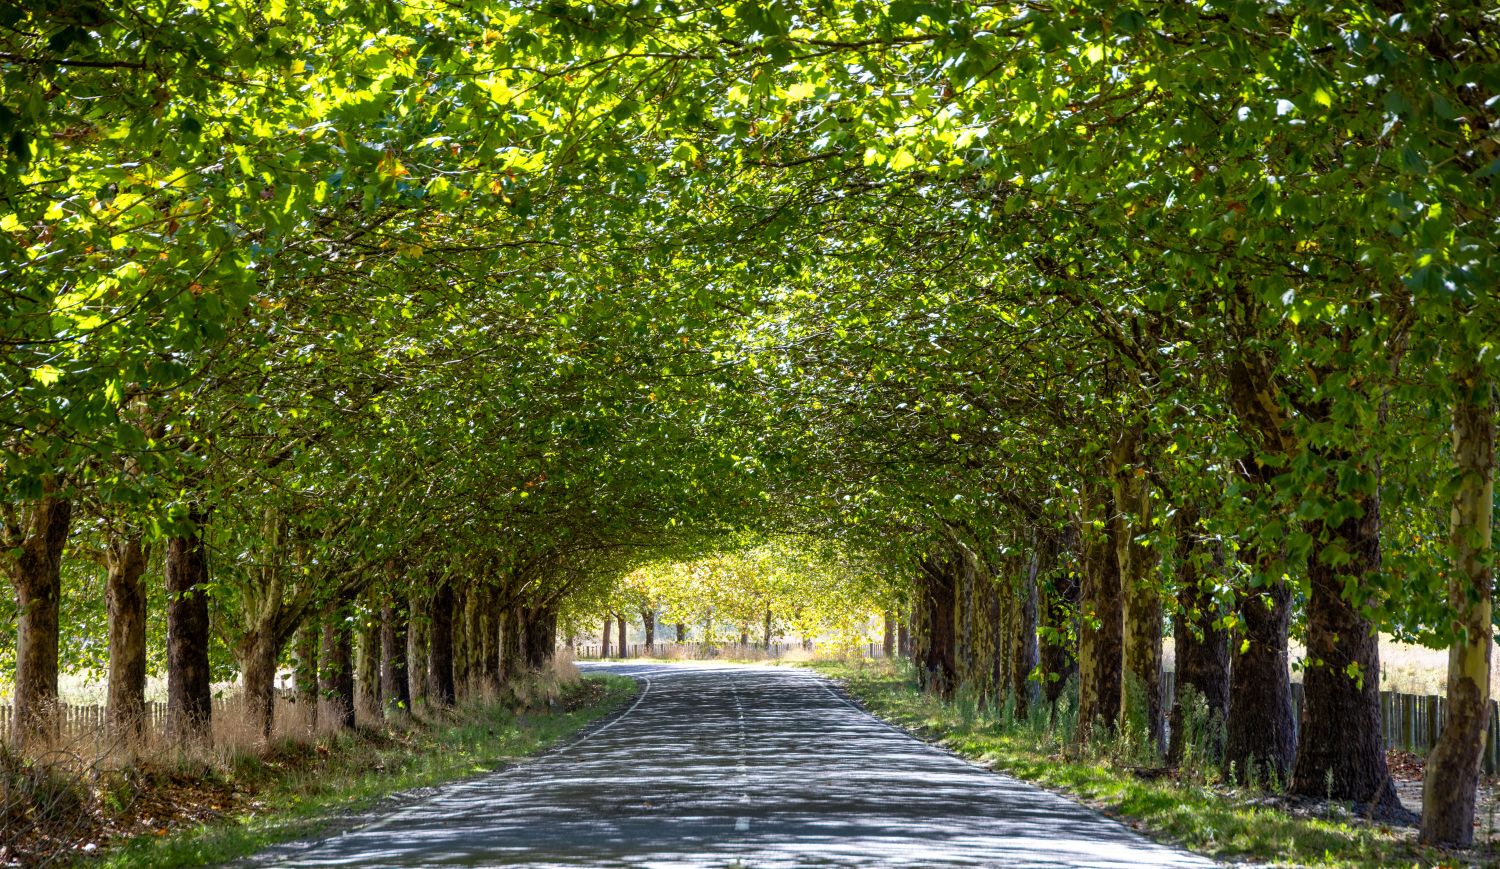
499, 605, 523, 685
1422, 369, 1494, 845
382, 601, 411, 716
642, 608, 656, 653
4, 493, 72, 748
105, 531, 148, 741
408, 589, 429, 709
914, 552, 957, 697
882, 611, 895, 658
761, 608, 772, 650
1290, 472, 1398, 808
617, 614, 627, 658
166, 509, 213, 744
293, 621, 320, 730
1225, 573, 1296, 785
1168, 510, 1231, 765
1010, 540, 1043, 719
355, 609, 383, 726
1039, 527, 1079, 706
1077, 491, 1123, 740
428, 583, 456, 706
451, 585, 470, 696
897, 619, 910, 658
319, 611, 356, 731
601, 616, 612, 658
675, 622, 686, 643
523, 606, 555, 670
1114, 429, 1163, 753
240, 618, 280, 743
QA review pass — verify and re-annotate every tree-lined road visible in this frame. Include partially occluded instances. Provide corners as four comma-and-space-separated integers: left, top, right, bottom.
265, 664, 1215, 867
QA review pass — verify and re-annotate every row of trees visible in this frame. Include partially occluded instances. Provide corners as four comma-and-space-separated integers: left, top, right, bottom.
3, 0, 1496, 851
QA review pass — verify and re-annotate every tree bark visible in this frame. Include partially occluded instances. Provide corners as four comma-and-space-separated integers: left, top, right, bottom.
675, 622, 686, 643
3, 492, 72, 748
601, 616, 612, 658
1114, 428, 1163, 753
1290, 459, 1398, 809
355, 608, 383, 726
1039, 526, 1079, 706
240, 617, 280, 743
166, 508, 213, 744
293, 621, 319, 730
897, 619, 910, 658
761, 608, 772, 650
105, 530, 148, 741
642, 608, 656, 653
452, 585, 471, 696
319, 610, 355, 731
914, 552, 958, 697
1010, 538, 1044, 719
882, 611, 895, 658
382, 601, 411, 716
408, 588, 429, 709
1078, 490, 1123, 740
499, 604, 523, 685
1422, 368, 1494, 845
1168, 510, 1231, 765
427, 582, 456, 706
1225, 572, 1296, 785
617, 613, 627, 658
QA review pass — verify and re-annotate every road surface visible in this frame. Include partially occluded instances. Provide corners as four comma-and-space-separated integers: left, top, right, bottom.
262, 662, 1216, 867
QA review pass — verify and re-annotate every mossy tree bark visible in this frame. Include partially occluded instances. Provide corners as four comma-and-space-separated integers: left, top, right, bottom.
355, 606, 383, 726
428, 581, 456, 706
914, 551, 958, 697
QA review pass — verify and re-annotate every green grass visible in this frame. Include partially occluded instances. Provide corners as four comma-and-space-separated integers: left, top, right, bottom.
92, 673, 637, 868
807, 660, 1485, 869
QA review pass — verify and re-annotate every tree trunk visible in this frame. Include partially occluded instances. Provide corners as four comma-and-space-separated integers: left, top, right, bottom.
408, 589, 429, 709
1114, 429, 1163, 753
166, 508, 212, 744
240, 617, 280, 744
914, 552, 958, 697
1168, 511, 1231, 765
617, 614, 627, 658
897, 619, 910, 658
382, 601, 411, 716
1077, 491, 1123, 740
762, 608, 772, 650
882, 611, 895, 658
1039, 527, 1079, 706
1422, 368, 1494, 846
499, 604, 523, 685
675, 622, 686, 643
1290, 466, 1398, 808
319, 610, 355, 731
641, 608, 656, 654
4, 492, 72, 748
1225, 573, 1296, 785
522, 606, 555, 670
293, 621, 319, 730
451, 585, 470, 696
1010, 539, 1043, 719
105, 530, 148, 741
428, 582, 456, 706
355, 609, 383, 726
601, 616, 612, 658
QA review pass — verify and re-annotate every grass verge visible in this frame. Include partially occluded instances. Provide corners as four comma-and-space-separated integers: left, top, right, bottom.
808, 660, 1491, 869
84, 673, 636, 868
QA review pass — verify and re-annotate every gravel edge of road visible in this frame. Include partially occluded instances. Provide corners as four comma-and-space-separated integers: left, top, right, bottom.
228, 674, 647, 868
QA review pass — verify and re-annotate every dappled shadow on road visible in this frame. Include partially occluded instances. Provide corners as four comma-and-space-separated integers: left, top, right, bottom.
275, 664, 1214, 867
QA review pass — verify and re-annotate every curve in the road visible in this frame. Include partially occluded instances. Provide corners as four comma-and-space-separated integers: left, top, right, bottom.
261, 662, 1216, 868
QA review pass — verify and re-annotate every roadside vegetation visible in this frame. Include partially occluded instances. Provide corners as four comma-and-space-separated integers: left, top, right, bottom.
3, 668, 633, 867
814, 660, 1496, 869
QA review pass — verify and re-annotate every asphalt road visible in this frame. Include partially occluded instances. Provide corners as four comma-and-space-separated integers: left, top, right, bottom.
266, 662, 1216, 867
